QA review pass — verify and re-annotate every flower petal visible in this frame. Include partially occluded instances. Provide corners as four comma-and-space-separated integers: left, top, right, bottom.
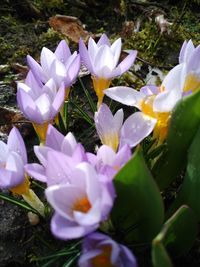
120, 112, 157, 147
111, 50, 137, 78
104, 86, 145, 107
7, 127, 27, 164
54, 40, 71, 62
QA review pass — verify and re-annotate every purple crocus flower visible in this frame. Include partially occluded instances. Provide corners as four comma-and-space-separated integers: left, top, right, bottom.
95, 104, 124, 152
104, 66, 185, 144
0, 127, 27, 191
179, 39, 200, 93
27, 40, 80, 89
95, 103, 153, 149
79, 34, 137, 107
17, 71, 65, 142
87, 144, 131, 180
78, 232, 137, 267
45, 162, 115, 240
25, 125, 87, 185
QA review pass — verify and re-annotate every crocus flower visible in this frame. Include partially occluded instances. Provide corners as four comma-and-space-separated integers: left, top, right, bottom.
45, 162, 115, 240
104, 64, 189, 143
179, 39, 200, 93
87, 144, 131, 180
0, 127, 44, 216
27, 40, 80, 90
95, 103, 154, 149
17, 71, 65, 143
94, 104, 123, 151
78, 232, 137, 267
0, 127, 27, 190
25, 125, 87, 185
79, 34, 137, 107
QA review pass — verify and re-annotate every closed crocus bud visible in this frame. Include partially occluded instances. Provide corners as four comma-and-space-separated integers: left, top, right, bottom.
17, 71, 65, 143
27, 40, 80, 89
45, 162, 115, 240
0, 127, 44, 217
79, 34, 137, 107
78, 232, 137, 267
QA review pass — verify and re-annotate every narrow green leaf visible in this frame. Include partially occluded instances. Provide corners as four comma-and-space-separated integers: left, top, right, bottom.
70, 100, 94, 126
167, 125, 200, 220
78, 77, 96, 113
0, 192, 38, 214
152, 205, 198, 267
111, 149, 164, 243
153, 90, 200, 190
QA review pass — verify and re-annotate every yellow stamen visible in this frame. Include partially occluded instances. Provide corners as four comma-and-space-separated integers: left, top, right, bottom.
141, 95, 170, 143
101, 133, 119, 152
183, 74, 200, 93
10, 175, 30, 195
73, 196, 91, 213
91, 245, 114, 267
32, 121, 50, 144
92, 76, 111, 108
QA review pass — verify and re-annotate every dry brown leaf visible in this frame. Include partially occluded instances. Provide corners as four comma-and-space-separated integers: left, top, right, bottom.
49, 15, 93, 43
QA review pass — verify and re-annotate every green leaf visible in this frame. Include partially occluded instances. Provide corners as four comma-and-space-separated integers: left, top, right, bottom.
0, 192, 39, 214
152, 205, 198, 267
167, 125, 200, 220
153, 90, 200, 190
152, 241, 173, 267
111, 149, 164, 243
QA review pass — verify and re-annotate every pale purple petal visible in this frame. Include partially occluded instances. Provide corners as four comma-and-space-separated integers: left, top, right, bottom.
34, 145, 52, 167
162, 63, 186, 92
187, 44, 200, 72
153, 89, 182, 112
0, 141, 9, 164
25, 163, 47, 183
27, 55, 46, 83
45, 151, 73, 186
97, 34, 111, 46
104, 86, 145, 108
49, 59, 66, 87
120, 112, 157, 147
179, 39, 194, 64
46, 184, 85, 220
79, 38, 93, 72
7, 127, 27, 164
51, 213, 97, 240
65, 54, 80, 86
25, 70, 43, 96
94, 45, 115, 78
51, 82, 65, 117
61, 132, 77, 156
54, 40, 71, 62
140, 85, 159, 96
46, 125, 64, 150
113, 108, 124, 132
110, 38, 122, 67
111, 50, 137, 78
40, 47, 56, 77
35, 93, 51, 122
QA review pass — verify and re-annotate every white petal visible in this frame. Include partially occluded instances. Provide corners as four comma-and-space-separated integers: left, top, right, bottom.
153, 89, 182, 112
120, 112, 157, 147
110, 38, 121, 67
105, 86, 145, 108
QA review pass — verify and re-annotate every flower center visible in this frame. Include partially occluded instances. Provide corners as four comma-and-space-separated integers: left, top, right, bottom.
183, 74, 200, 93
101, 133, 119, 152
91, 245, 115, 267
10, 175, 30, 195
141, 95, 171, 142
73, 196, 91, 213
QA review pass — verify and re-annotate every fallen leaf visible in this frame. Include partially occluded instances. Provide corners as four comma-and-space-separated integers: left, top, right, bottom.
49, 15, 93, 43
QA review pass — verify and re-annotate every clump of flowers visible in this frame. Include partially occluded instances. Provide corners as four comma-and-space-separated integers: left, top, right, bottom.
1, 35, 200, 267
